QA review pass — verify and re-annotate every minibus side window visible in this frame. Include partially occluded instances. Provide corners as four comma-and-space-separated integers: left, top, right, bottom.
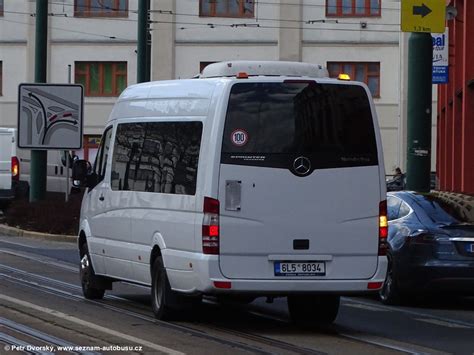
93, 127, 112, 184
111, 122, 202, 195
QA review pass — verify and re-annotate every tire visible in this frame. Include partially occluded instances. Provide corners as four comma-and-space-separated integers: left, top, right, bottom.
151, 256, 180, 320
287, 295, 340, 326
80, 244, 106, 300
379, 253, 403, 305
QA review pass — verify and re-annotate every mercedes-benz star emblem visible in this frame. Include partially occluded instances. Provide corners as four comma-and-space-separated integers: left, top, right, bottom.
293, 156, 312, 176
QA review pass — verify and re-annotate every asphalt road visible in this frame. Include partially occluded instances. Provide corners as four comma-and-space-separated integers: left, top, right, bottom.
1, 235, 473, 355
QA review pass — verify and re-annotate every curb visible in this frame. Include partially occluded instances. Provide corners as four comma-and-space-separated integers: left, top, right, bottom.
0, 224, 77, 243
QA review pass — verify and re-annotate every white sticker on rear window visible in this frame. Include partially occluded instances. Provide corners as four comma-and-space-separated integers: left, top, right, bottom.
231, 129, 248, 147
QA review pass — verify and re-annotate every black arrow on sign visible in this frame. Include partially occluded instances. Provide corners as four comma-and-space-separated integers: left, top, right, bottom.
413, 3, 432, 18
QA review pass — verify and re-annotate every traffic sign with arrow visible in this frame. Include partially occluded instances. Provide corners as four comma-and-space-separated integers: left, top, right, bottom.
401, 0, 445, 33
413, 3, 432, 18
18, 83, 84, 149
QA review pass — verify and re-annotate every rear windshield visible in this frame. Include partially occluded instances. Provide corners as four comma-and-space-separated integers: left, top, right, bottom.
414, 194, 473, 226
221, 82, 378, 170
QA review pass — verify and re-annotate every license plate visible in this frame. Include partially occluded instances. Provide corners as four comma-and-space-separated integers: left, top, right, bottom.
274, 261, 325, 276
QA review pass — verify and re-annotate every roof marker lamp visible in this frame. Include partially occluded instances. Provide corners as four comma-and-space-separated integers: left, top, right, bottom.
338, 73, 351, 81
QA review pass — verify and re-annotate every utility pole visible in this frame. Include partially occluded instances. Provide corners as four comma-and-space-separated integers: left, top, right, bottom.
137, 0, 151, 83
406, 32, 433, 192
30, 0, 48, 202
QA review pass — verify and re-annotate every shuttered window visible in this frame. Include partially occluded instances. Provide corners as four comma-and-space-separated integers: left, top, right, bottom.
326, 0, 381, 17
328, 62, 380, 97
74, 0, 128, 17
75, 62, 127, 97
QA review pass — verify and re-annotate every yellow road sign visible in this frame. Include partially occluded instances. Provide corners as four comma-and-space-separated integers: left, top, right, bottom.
401, 0, 446, 33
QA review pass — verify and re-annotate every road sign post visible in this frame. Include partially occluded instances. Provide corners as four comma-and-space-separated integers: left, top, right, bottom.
406, 33, 433, 192
401, 1, 445, 192
137, 0, 151, 83
31, 0, 48, 202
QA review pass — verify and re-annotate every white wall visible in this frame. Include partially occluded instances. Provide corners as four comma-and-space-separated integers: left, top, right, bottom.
0, 0, 438, 174
175, 45, 279, 78
174, 0, 278, 43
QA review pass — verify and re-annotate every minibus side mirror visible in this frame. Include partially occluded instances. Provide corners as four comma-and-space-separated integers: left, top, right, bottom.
72, 159, 96, 188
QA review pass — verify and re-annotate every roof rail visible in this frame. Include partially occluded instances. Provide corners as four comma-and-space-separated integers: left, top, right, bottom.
200, 61, 329, 79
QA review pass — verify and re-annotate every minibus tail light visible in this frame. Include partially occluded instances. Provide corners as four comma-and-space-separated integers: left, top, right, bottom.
11, 156, 20, 181
203, 197, 219, 255
379, 200, 388, 255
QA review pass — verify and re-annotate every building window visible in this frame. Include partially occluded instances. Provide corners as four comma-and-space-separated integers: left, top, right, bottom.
0, 62, 2, 95
200, 0, 254, 18
74, 0, 128, 17
326, 0, 381, 17
75, 62, 127, 97
327, 62, 380, 97
0, 0, 4, 16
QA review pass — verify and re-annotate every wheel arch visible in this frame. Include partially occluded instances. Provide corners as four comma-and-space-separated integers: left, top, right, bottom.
78, 219, 92, 255
149, 232, 166, 274
78, 231, 87, 256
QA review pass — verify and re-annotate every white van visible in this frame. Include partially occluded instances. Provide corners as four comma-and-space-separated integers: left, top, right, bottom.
73, 61, 388, 325
0, 128, 29, 202
0, 127, 73, 201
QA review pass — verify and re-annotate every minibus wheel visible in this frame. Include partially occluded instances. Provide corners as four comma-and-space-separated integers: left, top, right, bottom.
287, 295, 340, 326
80, 244, 105, 300
151, 256, 178, 320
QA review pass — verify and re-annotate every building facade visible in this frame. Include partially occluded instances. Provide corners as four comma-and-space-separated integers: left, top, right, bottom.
437, 0, 474, 194
0, 0, 436, 173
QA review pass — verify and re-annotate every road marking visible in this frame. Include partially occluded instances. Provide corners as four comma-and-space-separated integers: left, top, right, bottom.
344, 303, 392, 312
342, 298, 474, 329
0, 295, 185, 355
338, 332, 443, 355
414, 318, 473, 329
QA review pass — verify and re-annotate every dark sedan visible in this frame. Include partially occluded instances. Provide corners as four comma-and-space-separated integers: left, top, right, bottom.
380, 191, 474, 305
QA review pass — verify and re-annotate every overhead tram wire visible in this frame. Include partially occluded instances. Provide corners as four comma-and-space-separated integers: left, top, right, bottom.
0, 17, 131, 41
45, 0, 402, 28
47, 0, 403, 13
0, 13, 401, 35
3, 8, 401, 28
5, 1, 403, 34
153, 11, 401, 28
150, 19, 401, 33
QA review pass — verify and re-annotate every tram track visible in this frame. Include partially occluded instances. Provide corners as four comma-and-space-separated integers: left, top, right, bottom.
0, 247, 453, 354
0, 264, 324, 355
0, 317, 102, 355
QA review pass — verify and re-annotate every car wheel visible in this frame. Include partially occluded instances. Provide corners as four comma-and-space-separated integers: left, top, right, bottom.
287, 295, 340, 326
151, 256, 180, 320
379, 253, 403, 305
80, 244, 105, 300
